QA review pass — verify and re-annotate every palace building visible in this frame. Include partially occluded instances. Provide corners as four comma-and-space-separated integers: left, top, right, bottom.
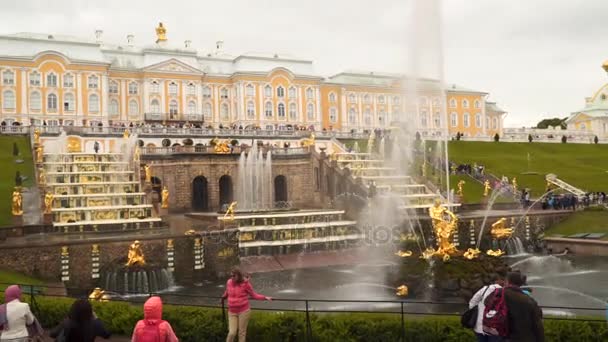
566, 61, 608, 136
0, 24, 505, 137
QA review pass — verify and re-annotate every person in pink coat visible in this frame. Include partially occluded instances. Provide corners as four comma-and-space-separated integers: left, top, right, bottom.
222, 267, 271, 342
131, 296, 178, 342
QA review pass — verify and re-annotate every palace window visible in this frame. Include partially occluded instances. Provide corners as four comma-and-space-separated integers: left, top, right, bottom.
169, 100, 178, 118
349, 108, 357, 124
463, 113, 470, 127
277, 86, 285, 98
30, 91, 41, 110
47, 73, 57, 87
187, 101, 196, 115
63, 74, 74, 88
462, 99, 469, 108
88, 75, 98, 89
169, 82, 178, 95
420, 97, 428, 106
475, 113, 481, 128
474, 100, 481, 109
348, 94, 356, 103
129, 100, 139, 116
264, 85, 272, 97
129, 82, 139, 95
278, 103, 286, 118
451, 113, 458, 127
449, 98, 457, 108
288, 86, 296, 98
289, 103, 297, 120
29, 72, 41, 86
203, 103, 212, 118
109, 81, 119, 94
330, 107, 337, 123
492, 118, 498, 129
202, 86, 211, 98
221, 103, 229, 120
64, 93, 75, 111
47, 94, 58, 112
364, 109, 371, 125
151, 81, 160, 93
264, 101, 273, 117
378, 95, 385, 104
433, 112, 440, 127
109, 99, 119, 116
246, 84, 254, 97
306, 87, 314, 100
432, 97, 440, 107
307, 103, 314, 120
420, 111, 428, 127
393, 96, 400, 105
2, 70, 14, 85
329, 93, 336, 103
186, 83, 196, 96
247, 101, 255, 118
88, 94, 99, 113
220, 88, 229, 99
150, 99, 160, 113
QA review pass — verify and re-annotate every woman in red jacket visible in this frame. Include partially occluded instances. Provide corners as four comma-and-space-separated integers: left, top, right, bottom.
222, 267, 271, 342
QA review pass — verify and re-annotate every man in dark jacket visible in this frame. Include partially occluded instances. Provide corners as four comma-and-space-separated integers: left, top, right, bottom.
504, 272, 544, 342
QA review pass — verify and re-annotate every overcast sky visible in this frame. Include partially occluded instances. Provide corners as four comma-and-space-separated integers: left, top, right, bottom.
1, 0, 607, 127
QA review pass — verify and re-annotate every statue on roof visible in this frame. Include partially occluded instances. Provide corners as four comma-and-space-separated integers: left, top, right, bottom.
156, 22, 167, 43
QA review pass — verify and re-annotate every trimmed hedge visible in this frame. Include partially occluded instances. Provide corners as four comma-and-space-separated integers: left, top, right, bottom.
11, 295, 608, 341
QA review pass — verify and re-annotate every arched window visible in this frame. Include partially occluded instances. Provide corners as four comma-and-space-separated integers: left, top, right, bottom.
393, 96, 400, 105
247, 101, 255, 118
88, 94, 99, 112
289, 103, 297, 120
221, 103, 229, 120
64, 93, 75, 112
378, 95, 385, 104
449, 98, 457, 108
246, 84, 254, 97
462, 99, 469, 108
129, 82, 138, 95
264, 101, 273, 117
169, 100, 178, 117
433, 112, 440, 127
348, 94, 356, 103
463, 113, 470, 127
379, 110, 387, 126
169, 82, 178, 95
202, 86, 211, 98
420, 97, 428, 106
30, 91, 41, 110
475, 113, 481, 128
288, 87, 296, 98
87, 75, 98, 89
363, 94, 370, 104
307, 103, 314, 120
329, 107, 337, 123
432, 97, 440, 107
151, 81, 160, 93
329, 93, 336, 103
474, 100, 481, 109
492, 118, 498, 129
129, 100, 139, 116
47, 93, 58, 112
420, 111, 428, 127
47, 73, 57, 87
220, 87, 229, 99
2, 70, 14, 85
348, 108, 357, 124
150, 99, 160, 113
364, 108, 371, 125
109, 81, 118, 94
264, 85, 272, 97
203, 103, 212, 118
29, 72, 40, 86
63, 74, 74, 88
306, 87, 314, 99
109, 99, 119, 116
187, 101, 196, 115
277, 86, 285, 98
277, 103, 286, 118
186, 83, 196, 95
450, 113, 458, 127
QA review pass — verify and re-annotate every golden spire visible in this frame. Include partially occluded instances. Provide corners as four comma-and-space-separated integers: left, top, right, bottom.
155, 22, 167, 43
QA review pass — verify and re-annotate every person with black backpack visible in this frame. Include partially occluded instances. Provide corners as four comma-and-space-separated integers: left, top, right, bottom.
466, 275, 504, 341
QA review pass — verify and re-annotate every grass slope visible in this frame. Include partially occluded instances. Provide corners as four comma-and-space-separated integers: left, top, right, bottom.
449, 141, 608, 197
0, 269, 44, 291
545, 208, 608, 239
0, 136, 34, 226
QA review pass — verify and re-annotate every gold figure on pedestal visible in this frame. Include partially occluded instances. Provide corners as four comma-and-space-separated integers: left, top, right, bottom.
457, 180, 465, 197
161, 186, 169, 209
396, 285, 408, 297
155, 22, 167, 43
395, 250, 413, 257
211, 138, 231, 153
490, 217, 514, 239
35, 145, 44, 164
512, 177, 518, 192
144, 164, 151, 183
123, 129, 130, 139
33, 128, 40, 145
44, 192, 54, 214
483, 180, 491, 197
429, 200, 459, 256
367, 133, 375, 153
126, 240, 146, 267
224, 201, 237, 220
38, 168, 46, 185
486, 249, 505, 257
463, 248, 481, 260
134, 146, 140, 161
301, 133, 316, 148
11, 187, 23, 216
88, 288, 110, 302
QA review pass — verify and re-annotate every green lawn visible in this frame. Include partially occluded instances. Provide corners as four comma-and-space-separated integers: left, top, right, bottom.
448, 141, 608, 197
0, 269, 44, 291
0, 136, 34, 226
545, 208, 608, 239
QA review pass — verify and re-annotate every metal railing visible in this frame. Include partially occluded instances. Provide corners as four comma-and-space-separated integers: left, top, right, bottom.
140, 145, 310, 156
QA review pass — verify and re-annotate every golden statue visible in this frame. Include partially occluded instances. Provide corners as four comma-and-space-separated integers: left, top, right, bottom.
35, 145, 43, 163
44, 192, 54, 214
61, 246, 69, 256
420, 247, 436, 260
395, 250, 413, 257
353, 164, 362, 177
224, 201, 237, 220
483, 180, 491, 197
490, 217, 514, 239
457, 180, 465, 197
134, 146, 140, 161
184, 229, 197, 236
144, 164, 151, 183
92, 244, 100, 254
38, 168, 46, 185
161, 186, 169, 209
301, 133, 316, 148
11, 187, 23, 216
155, 22, 167, 43
512, 177, 518, 192
126, 240, 146, 267
88, 288, 110, 302
67, 137, 81, 153
367, 133, 375, 153
123, 129, 130, 139
396, 285, 408, 297
463, 248, 481, 260
428, 199, 458, 256
167, 239, 174, 249
486, 249, 505, 257
214, 140, 231, 154
33, 128, 40, 145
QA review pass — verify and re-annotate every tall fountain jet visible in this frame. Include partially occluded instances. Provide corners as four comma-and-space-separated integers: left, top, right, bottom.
236, 142, 273, 211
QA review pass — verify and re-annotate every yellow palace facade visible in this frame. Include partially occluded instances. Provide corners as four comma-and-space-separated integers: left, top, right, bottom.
0, 26, 505, 137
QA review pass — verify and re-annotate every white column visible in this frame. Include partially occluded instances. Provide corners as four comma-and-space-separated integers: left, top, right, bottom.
20, 69, 27, 116
358, 96, 363, 131
101, 73, 109, 122
315, 87, 321, 128
197, 82, 202, 117
76, 73, 83, 118
181, 81, 187, 120
121, 80, 128, 121
239, 82, 245, 121
160, 81, 166, 119
340, 89, 347, 129
214, 85, 220, 123
482, 96, 487, 136
372, 95, 378, 129
143, 79, 150, 114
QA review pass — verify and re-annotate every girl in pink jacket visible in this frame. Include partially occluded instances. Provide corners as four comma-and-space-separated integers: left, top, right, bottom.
222, 267, 271, 342
131, 296, 178, 342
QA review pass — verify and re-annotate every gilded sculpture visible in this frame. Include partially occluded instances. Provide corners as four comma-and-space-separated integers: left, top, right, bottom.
463, 248, 481, 260
33, 128, 40, 145
483, 180, 491, 197
155, 22, 167, 42
428, 199, 458, 256
301, 133, 316, 148
161, 186, 169, 209
134, 146, 140, 161
486, 249, 505, 257
395, 250, 413, 257
396, 285, 409, 297
38, 168, 46, 185
11, 187, 23, 216
224, 201, 237, 220
144, 164, 152, 183
490, 217, 514, 239
88, 288, 110, 302
44, 192, 54, 214
126, 240, 146, 267
35, 145, 44, 163
512, 177, 518, 192
457, 180, 465, 197
367, 133, 375, 153
123, 129, 130, 139
67, 137, 81, 153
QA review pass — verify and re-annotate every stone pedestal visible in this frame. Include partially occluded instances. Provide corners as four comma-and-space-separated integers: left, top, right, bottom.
43, 213, 53, 225
12, 215, 23, 226
159, 207, 169, 217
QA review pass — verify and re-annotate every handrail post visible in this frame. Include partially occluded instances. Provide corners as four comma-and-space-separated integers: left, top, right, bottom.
401, 301, 405, 342
221, 299, 227, 332
305, 300, 312, 342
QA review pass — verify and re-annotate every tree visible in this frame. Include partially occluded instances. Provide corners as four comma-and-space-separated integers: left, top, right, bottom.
12, 142, 18, 156
536, 117, 567, 129
528, 134, 533, 143
594, 135, 599, 144
494, 133, 500, 142
561, 135, 567, 143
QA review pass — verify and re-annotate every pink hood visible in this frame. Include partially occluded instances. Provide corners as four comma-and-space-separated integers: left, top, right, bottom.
143, 296, 163, 324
